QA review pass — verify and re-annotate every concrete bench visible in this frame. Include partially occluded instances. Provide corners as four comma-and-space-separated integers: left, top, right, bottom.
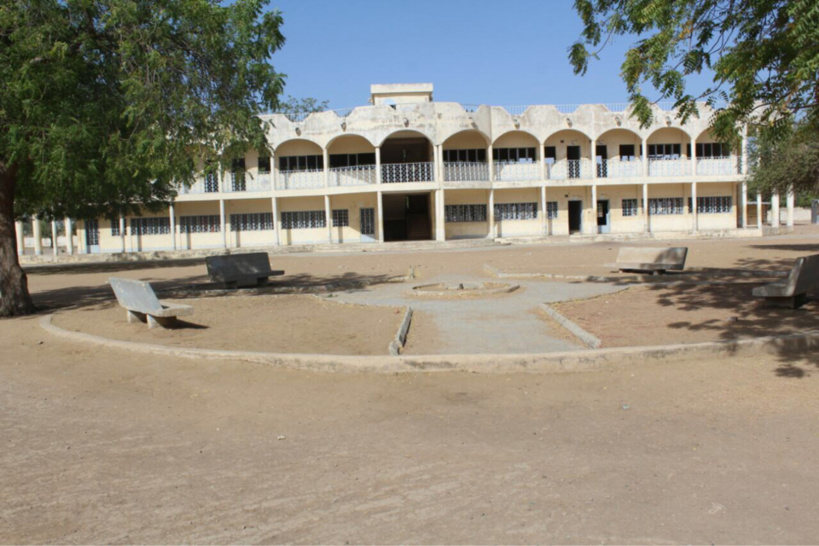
614, 247, 688, 274
752, 254, 819, 309
109, 277, 193, 329
205, 252, 284, 288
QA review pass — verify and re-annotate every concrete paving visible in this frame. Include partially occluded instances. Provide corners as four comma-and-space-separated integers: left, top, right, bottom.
333, 275, 626, 354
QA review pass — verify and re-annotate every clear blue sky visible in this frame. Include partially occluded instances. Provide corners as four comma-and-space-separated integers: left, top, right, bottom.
268, 0, 715, 109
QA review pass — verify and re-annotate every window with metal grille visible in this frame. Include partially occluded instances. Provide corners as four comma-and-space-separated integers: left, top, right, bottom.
492, 148, 536, 163
494, 202, 538, 221
445, 204, 487, 223
84, 220, 100, 246
110, 218, 121, 236
258, 156, 271, 173
230, 213, 273, 232
131, 217, 171, 236
688, 196, 732, 214
278, 155, 324, 171
443, 149, 488, 162
179, 215, 221, 233
648, 197, 684, 215
695, 143, 731, 158
204, 172, 219, 193
281, 210, 326, 230
546, 201, 558, 219
360, 208, 375, 235
648, 143, 682, 159
622, 198, 639, 217
331, 209, 349, 227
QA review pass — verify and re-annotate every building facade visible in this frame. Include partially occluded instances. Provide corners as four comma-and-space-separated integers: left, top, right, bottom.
30, 83, 795, 256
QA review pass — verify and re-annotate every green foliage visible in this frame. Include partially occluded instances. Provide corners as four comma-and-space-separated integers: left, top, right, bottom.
0, 0, 286, 220
569, 0, 819, 167
277, 95, 330, 118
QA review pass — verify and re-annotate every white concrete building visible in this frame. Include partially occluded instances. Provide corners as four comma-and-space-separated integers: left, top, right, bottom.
31, 83, 791, 255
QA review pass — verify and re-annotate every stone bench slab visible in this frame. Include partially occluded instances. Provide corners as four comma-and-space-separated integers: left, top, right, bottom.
205, 253, 284, 288
752, 254, 819, 308
614, 247, 688, 273
109, 277, 193, 329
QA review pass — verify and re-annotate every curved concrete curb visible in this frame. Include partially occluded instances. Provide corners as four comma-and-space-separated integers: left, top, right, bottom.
388, 307, 413, 356
539, 304, 601, 349
40, 314, 819, 374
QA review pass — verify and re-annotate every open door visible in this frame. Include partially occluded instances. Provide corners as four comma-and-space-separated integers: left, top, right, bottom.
568, 200, 583, 234
597, 200, 610, 234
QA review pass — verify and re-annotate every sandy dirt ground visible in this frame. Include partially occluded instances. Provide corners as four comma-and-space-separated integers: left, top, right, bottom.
53, 295, 405, 355
3, 227, 819, 543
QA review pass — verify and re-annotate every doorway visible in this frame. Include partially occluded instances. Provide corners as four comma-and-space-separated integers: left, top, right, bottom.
382, 193, 432, 241
597, 200, 610, 234
567, 145, 581, 178
568, 200, 583, 234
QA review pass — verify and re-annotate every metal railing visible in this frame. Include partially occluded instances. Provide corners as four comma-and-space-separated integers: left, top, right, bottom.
648, 158, 692, 177
275, 169, 324, 190
223, 172, 272, 193
598, 159, 643, 178
494, 161, 541, 181
381, 162, 434, 183
329, 165, 377, 187
444, 162, 490, 182
695, 157, 737, 176
178, 174, 219, 195
547, 159, 592, 180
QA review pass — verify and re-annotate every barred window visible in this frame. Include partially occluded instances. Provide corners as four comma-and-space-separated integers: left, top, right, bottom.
230, 212, 273, 232
110, 218, 122, 236
204, 172, 219, 193
494, 202, 538, 221
281, 210, 326, 230
689, 196, 732, 214
622, 198, 639, 217
131, 217, 171, 236
648, 197, 684, 215
179, 215, 221, 233
332, 209, 349, 227
445, 204, 487, 223
546, 201, 558, 219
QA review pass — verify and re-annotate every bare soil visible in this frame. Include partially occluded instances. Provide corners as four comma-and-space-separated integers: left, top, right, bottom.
53, 295, 404, 355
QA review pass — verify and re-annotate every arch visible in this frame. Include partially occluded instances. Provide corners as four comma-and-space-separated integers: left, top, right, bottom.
273, 138, 323, 156
326, 134, 376, 154
441, 129, 491, 148
647, 125, 695, 142
492, 130, 540, 148
377, 128, 435, 148
543, 128, 593, 146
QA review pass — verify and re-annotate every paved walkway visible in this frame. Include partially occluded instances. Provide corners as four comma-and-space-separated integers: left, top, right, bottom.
334, 275, 625, 354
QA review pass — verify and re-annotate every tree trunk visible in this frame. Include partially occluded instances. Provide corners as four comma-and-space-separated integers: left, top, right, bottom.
0, 163, 35, 317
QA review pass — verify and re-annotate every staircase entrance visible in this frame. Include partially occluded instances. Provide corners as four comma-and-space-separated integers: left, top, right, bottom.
383, 192, 433, 241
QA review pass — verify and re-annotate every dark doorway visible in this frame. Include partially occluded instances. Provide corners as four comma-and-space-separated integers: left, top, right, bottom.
596, 145, 608, 178
383, 193, 432, 241
567, 145, 581, 178
568, 200, 583, 234
597, 200, 610, 234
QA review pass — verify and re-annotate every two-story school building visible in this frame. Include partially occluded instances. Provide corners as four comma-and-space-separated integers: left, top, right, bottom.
67, 83, 794, 255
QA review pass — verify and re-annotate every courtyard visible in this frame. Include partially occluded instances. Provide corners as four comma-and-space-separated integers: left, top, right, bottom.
2, 228, 819, 543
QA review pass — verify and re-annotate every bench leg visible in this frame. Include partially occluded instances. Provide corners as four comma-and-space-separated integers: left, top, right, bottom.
147, 315, 177, 329
763, 295, 808, 309
257, 277, 269, 287
127, 310, 147, 324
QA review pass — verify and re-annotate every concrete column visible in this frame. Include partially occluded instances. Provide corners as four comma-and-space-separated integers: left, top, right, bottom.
433, 145, 442, 187
64, 218, 74, 255
642, 137, 649, 178
322, 149, 329, 188
787, 188, 795, 227
488, 144, 495, 182
540, 185, 547, 236
325, 194, 333, 243
119, 217, 126, 253
691, 182, 698, 232
272, 197, 280, 246
376, 191, 384, 243
771, 192, 780, 228
33, 217, 43, 255
642, 183, 649, 233
219, 199, 227, 248
741, 182, 748, 228
169, 204, 177, 250
590, 139, 597, 180
375, 147, 382, 185
591, 184, 598, 235
435, 189, 445, 241
756, 193, 762, 229
51, 220, 59, 256
741, 125, 749, 175
488, 189, 495, 239
15, 221, 24, 256
691, 138, 697, 176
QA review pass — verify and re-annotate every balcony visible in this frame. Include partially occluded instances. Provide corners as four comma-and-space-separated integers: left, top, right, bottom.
329, 165, 377, 187
494, 161, 540, 182
276, 169, 324, 190
224, 172, 272, 193
547, 159, 592, 180
598, 159, 643, 179
649, 158, 691, 177
696, 157, 738, 176
444, 162, 490, 182
178, 174, 219, 195
381, 162, 434, 183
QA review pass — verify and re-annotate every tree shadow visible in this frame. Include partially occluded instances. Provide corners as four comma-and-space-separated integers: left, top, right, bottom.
23, 257, 206, 276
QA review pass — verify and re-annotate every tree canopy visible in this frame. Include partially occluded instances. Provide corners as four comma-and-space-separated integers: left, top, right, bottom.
569, 0, 819, 195
277, 95, 330, 119
0, 0, 286, 316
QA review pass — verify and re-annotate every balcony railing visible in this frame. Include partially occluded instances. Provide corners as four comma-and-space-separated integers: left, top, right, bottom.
598, 159, 643, 179
329, 165, 377, 187
444, 162, 490, 182
649, 158, 691, 177
178, 174, 219, 195
696, 157, 738, 176
224, 172, 272, 193
494, 161, 540, 181
547, 159, 592, 180
276, 169, 324, 190
381, 162, 434, 183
